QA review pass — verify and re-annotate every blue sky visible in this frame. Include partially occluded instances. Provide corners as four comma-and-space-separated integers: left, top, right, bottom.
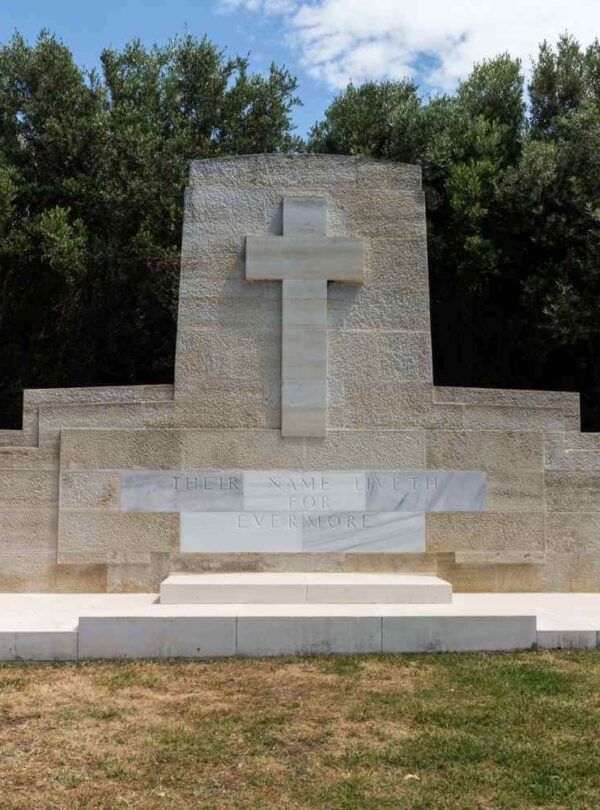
2, 0, 600, 137
0, 0, 332, 136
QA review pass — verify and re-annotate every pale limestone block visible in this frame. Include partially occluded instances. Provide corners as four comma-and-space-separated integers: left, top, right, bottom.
356, 159, 422, 190
535, 552, 600, 590
345, 238, 429, 291
463, 405, 565, 431
60, 471, 120, 510
107, 556, 170, 593
484, 469, 545, 512
188, 154, 359, 190
426, 512, 545, 553
545, 512, 600, 552
236, 616, 382, 656
564, 432, 600, 450
78, 616, 236, 659
183, 187, 283, 230
179, 275, 267, 299
39, 402, 143, 431
454, 551, 545, 565
329, 331, 433, 385
545, 471, 600, 511
493, 564, 543, 592
60, 429, 184, 471
343, 551, 447, 574
283, 196, 328, 234
436, 560, 499, 592
175, 327, 280, 388
303, 430, 425, 469
150, 388, 276, 429
433, 386, 580, 414
16, 631, 77, 661
0, 430, 29, 448
0, 508, 60, 591
182, 429, 305, 469
177, 296, 273, 330
0, 446, 58, 471
333, 386, 463, 430
327, 188, 426, 239
0, 634, 16, 661
564, 416, 581, 432
426, 430, 544, 471
0, 470, 58, 508
328, 286, 430, 331
382, 616, 536, 652
246, 235, 363, 282
537, 630, 598, 650
58, 511, 178, 564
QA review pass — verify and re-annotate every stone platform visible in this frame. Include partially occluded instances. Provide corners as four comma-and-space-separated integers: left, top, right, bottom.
1, 592, 599, 661
159, 573, 453, 604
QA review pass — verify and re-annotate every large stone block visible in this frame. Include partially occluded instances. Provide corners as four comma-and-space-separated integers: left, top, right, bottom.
0, 470, 58, 508
303, 430, 425, 469
60, 470, 120, 510
332, 386, 463, 430
58, 511, 178, 564
426, 512, 545, 553
433, 386, 580, 414
545, 470, 600, 511
60, 429, 184, 471
329, 331, 433, 385
546, 512, 600, 552
426, 430, 543, 471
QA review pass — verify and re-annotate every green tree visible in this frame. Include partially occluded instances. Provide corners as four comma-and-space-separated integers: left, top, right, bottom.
0, 31, 300, 425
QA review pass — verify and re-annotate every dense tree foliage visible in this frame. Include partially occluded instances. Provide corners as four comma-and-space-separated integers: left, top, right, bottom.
1, 32, 600, 426
310, 36, 600, 425
0, 32, 300, 425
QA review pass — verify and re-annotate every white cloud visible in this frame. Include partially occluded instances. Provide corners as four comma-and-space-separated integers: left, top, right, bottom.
221, 0, 600, 90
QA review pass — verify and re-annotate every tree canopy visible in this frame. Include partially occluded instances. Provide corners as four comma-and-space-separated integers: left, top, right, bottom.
1, 32, 600, 426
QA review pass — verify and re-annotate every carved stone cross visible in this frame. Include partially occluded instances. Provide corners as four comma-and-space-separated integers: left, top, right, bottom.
245, 196, 363, 438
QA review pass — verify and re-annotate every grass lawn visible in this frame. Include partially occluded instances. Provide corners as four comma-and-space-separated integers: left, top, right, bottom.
0, 651, 599, 809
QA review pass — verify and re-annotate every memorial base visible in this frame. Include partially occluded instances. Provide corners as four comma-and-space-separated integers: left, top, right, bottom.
159, 572, 453, 604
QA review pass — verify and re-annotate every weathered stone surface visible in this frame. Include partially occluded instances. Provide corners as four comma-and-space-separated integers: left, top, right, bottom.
58, 511, 178, 564
434, 386, 580, 414
463, 405, 565, 431
426, 430, 543, 471
426, 512, 545, 553
545, 470, 600, 511
0, 470, 58, 508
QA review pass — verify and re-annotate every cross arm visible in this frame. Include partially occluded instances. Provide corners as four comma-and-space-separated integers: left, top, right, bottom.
245, 235, 363, 282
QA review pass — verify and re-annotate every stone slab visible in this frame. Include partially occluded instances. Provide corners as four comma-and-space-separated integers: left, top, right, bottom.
78, 616, 236, 659
0, 593, 599, 658
236, 615, 382, 656
179, 511, 425, 553
159, 573, 453, 605
120, 469, 487, 514
382, 615, 536, 652
245, 236, 363, 282
15, 631, 78, 661
536, 630, 598, 650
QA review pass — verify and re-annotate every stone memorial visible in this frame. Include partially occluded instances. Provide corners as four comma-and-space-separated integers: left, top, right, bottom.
0, 153, 597, 595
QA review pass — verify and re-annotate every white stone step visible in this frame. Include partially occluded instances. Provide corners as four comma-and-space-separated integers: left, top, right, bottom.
159, 573, 453, 605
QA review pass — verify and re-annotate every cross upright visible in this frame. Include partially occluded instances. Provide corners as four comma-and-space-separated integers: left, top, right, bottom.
245, 196, 363, 438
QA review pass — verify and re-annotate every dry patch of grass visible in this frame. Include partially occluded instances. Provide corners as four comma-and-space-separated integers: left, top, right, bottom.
0, 651, 599, 809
